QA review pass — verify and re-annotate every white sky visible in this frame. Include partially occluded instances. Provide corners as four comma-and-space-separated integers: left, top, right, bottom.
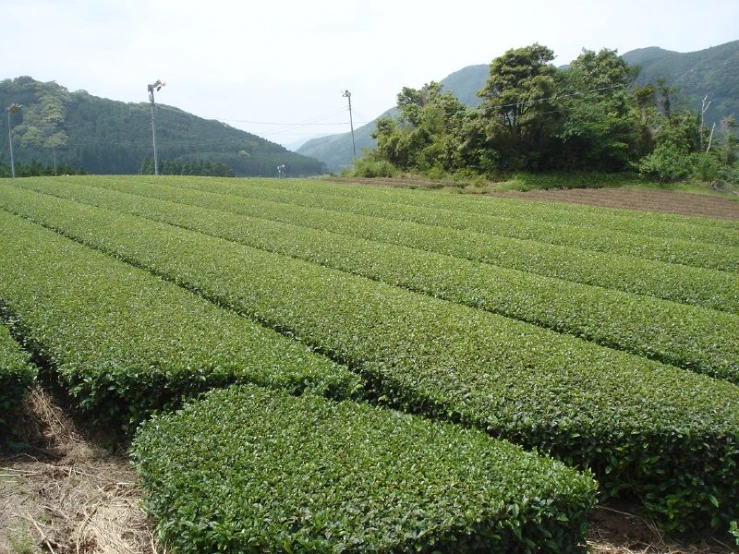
3, 0, 738, 149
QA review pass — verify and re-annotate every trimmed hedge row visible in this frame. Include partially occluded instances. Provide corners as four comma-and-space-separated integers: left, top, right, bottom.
4, 190, 737, 533
150, 177, 739, 272
0, 322, 35, 438
26, 177, 736, 313
268, 179, 739, 246
133, 384, 598, 554
3, 184, 736, 383
0, 209, 360, 430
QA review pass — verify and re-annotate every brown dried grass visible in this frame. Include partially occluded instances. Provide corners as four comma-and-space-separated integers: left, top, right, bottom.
0, 387, 163, 554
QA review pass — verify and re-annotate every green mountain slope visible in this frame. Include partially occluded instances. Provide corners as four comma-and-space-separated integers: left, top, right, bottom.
300, 41, 739, 172
0, 76, 326, 176
623, 40, 739, 126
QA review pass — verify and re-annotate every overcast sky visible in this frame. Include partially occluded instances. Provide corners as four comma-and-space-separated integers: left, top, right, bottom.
3, 0, 738, 149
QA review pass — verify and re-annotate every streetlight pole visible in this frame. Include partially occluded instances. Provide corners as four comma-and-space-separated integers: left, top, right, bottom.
6, 104, 21, 178
147, 80, 166, 175
342, 90, 356, 160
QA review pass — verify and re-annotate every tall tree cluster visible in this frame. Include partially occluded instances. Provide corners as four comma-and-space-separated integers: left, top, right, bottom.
369, 45, 739, 183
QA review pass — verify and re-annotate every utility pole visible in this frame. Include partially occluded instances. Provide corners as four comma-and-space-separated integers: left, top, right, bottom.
147, 80, 166, 175
700, 95, 711, 151
342, 90, 356, 160
6, 104, 21, 178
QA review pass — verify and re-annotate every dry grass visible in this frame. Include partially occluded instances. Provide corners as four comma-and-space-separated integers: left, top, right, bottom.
0, 387, 163, 554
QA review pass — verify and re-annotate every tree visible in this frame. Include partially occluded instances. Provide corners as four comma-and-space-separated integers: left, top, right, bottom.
14, 91, 70, 174
477, 43, 559, 169
372, 82, 467, 172
556, 48, 644, 171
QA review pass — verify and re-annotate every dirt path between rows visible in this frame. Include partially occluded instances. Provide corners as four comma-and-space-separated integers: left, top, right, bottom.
2, 389, 734, 554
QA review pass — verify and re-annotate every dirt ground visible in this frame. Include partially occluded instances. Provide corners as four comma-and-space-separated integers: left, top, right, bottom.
324, 177, 739, 220
1, 389, 735, 554
496, 188, 739, 220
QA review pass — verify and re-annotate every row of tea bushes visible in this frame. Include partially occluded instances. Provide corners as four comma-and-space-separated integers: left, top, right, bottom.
267, 178, 739, 246
155, 177, 739, 272
29, 177, 736, 313
133, 384, 598, 554
3, 184, 735, 383
4, 192, 736, 532
0, 209, 360, 430
0, 322, 35, 438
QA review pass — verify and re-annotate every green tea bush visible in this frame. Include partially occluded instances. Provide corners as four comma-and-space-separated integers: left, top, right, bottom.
149, 176, 737, 271
132, 384, 597, 554
4, 184, 735, 382
0, 322, 35, 439
0, 210, 360, 431
266, 177, 739, 236
2, 190, 736, 532
13, 178, 737, 313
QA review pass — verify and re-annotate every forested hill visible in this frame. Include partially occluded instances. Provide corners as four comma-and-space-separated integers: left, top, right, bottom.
0, 77, 326, 176
298, 40, 739, 172
622, 40, 739, 125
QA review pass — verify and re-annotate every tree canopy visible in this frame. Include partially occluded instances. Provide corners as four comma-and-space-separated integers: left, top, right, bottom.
366, 44, 739, 184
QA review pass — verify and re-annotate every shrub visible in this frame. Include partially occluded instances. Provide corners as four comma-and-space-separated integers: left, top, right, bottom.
639, 143, 693, 182
0, 322, 35, 440
133, 384, 597, 554
351, 158, 399, 178
0, 210, 361, 431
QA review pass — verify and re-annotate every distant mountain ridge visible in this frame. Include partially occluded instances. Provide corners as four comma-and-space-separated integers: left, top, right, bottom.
0, 76, 326, 177
299, 40, 739, 172
623, 40, 739, 126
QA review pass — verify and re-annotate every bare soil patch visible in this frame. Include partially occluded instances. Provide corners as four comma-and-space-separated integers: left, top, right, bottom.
496, 188, 739, 220
323, 178, 739, 220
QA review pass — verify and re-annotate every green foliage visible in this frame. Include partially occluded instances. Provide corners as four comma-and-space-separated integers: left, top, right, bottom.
302, 41, 739, 173
0, 209, 360, 431
44, 175, 736, 313
133, 384, 597, 554
139, 157, 236, 177
729, 520, 739, 545
7, 180, 736, 383
181, 176, 738, 272
0, 322, 35, 440
0, 160, 85, 177
639, 142, 693, 182
372, 83, 469, 174
348, 157, 399, 178
477, 43, 559, 170
2, 177, 737, 532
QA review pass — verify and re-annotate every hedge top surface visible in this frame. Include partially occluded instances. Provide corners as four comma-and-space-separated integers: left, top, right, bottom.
0, 209, 361, 427
16, 177, 736, 314
133, 384, 598, 554
2, 182, 736, 382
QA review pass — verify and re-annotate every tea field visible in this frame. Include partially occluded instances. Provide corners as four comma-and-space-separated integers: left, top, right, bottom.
1, 176, 737, 553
